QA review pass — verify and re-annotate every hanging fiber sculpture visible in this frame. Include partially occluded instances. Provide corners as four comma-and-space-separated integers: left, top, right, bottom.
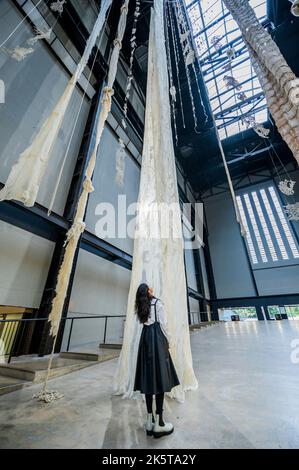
174, 0, 208, 125
113, 0, 198, 403
211, 35, 223, 52
33, 0, 130, 403
214, 117, 246, 237
121, 0, 141, 129
285, 202, 299, 220
0, 0, 112, 207
1, 45, 34, 61
50, 1, 67, 14
279, 179, 296, 196
116, 0, 141, 187
223, 0, 299, 164
253, 122, 270, 139
223, 75, 242, 91
167, 1, 186, 128
27, 26, 53, 45
289, 0, 299, 17
115, 138, 126, 188
169, 2, 206, 132
165, 1, 178, 145
226, 46, 236, 60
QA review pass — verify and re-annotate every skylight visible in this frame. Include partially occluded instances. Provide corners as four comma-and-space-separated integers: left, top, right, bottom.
185, 0, 268, 140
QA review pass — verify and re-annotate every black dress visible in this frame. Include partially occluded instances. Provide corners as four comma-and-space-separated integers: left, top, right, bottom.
134, 299, 180, 395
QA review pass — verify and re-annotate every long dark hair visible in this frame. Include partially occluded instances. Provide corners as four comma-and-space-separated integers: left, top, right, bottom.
135, 283, 152, 323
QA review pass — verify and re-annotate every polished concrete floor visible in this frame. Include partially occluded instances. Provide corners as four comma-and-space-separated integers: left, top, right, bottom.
1, 321, 299, 449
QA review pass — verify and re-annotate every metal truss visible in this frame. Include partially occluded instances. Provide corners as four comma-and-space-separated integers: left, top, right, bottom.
185, 0, 268, 139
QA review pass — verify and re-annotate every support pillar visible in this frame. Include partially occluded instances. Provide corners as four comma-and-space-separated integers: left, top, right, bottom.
256, 305, 265, 321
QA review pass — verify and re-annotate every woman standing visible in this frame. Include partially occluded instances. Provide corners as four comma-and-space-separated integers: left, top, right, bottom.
134, 283, 180, 438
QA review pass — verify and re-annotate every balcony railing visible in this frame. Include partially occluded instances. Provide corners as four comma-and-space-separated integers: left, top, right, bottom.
0, 311, 211, 363
0, 314, 126, 363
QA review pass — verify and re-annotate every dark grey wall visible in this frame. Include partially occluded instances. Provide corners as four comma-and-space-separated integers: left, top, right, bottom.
204, 192, 257, 298
204, 175, 299, 300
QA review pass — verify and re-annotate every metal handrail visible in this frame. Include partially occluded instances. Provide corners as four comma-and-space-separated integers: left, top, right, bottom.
64, 315, 126, 352
189, 311, 212, 324
0, 311, 212, 364
0, 314, 126, 363
0, 314, 126, 323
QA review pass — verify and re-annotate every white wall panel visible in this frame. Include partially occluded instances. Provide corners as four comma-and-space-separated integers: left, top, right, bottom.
61, 249, 131, 350
0, 221, 54, 308
85, 125, 140, 255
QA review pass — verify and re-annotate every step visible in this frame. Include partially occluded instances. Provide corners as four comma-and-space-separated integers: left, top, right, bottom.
59, 352, 100, 361
0, 364, 36, 381
190, 321, 219, 331
0, 357, 95, 383
0, 349, 121, 381
61, 350, 120, 362
189, 324, 206, 330
99, 343, 122, 350
0, 375, 31, 396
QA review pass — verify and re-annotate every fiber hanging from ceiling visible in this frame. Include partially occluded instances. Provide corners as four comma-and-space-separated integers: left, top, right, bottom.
113, 0, 198, 403
48, 0, 130, 338
33, 0, 131, 404
223, 0, 299, 165
0, 0, 112, 207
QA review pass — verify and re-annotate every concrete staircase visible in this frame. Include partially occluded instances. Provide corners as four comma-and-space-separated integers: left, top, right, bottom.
0, 349, 120, 396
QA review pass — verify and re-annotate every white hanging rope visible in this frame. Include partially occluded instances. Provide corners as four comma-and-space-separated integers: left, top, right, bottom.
115, 0, 141, 189
32, 335, 64, 403
167, 1, 186, 129
47, 2, 112, 215
165, 1, 178, 145
113, 0, 198, 403
34, 0, 130, 403
173, 1, 208, 126
214, 117, 246, 236
121, 0, 141, 129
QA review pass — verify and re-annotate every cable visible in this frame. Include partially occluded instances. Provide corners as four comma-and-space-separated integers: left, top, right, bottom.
0, 0, 44, 48
47, 3, 112, 215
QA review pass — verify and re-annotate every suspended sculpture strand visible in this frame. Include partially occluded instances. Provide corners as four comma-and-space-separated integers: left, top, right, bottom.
34, 0, 130, 403
223, 0, 299, 164
113, 0, 198, 403
0, 0, 112, 207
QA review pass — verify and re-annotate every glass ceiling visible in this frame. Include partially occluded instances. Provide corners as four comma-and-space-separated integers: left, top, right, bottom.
184, 0, 268, 140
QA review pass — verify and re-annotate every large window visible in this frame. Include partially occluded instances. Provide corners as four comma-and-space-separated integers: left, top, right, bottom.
218, 307, 258, 321
267, 305, 299, 320
236, 184, 299, 267
185, 0, 268, 139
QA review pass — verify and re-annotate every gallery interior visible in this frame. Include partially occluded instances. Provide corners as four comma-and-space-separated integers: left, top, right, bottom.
0, 0, 299, 449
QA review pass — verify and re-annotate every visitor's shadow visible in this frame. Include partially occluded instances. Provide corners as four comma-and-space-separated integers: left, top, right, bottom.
101, 394, 149, 449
